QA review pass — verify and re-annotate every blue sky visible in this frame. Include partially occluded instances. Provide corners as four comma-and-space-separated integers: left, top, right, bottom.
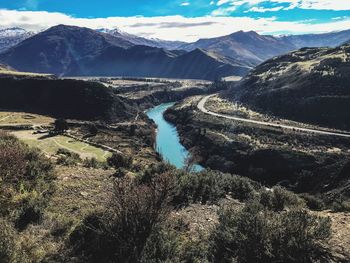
0, 0, 350, 41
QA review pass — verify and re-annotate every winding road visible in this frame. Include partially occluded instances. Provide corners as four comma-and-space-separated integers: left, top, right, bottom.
198, 95, 350, 138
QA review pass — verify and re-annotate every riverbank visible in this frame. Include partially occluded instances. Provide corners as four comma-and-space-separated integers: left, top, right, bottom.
164, 96, 350, 196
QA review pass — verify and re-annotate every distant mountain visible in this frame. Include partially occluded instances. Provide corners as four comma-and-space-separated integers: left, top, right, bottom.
179, 31, 296, 66
0, 25, 250, 80
282, 29, 350, 49
98, 28, 186, 50
0, 25, 134, 76
83, 46, 250, 79
180, 29, 350, 66
0, 27, 34, 54
226, 44, 350, 130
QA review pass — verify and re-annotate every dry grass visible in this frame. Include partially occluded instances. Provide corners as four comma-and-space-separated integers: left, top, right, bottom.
12, 130, 111, 162
0, 111, 54, 125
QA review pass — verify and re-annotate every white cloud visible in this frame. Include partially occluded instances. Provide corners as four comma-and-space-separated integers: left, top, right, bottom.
217, 0, 231, 6
213, 0, 350, 13
248, 6, 284, 12
0, 9, 350, 42
180, 2, 190, 6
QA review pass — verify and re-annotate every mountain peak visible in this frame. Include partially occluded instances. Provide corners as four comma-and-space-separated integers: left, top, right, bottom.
229, 30, 260, 38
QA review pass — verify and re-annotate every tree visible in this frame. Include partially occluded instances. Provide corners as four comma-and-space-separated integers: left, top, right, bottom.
54, 118, 69, 133
107, 152, 132, 169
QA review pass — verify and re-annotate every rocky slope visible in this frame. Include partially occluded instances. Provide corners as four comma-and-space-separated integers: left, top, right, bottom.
227, 44, 350, 130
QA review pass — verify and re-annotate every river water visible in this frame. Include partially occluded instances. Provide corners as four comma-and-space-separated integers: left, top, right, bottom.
146, 102, 203, 172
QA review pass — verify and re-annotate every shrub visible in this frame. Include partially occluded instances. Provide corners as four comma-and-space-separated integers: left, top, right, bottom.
330, 195, 350, 212
83, 157, 99, 168
210, 202, 331, 263
141, 219, 209, 263
107, 152, 132, 169
174, 170, 260, 205
0, 132, 55, 229
0, 219, 18, 262
300, 193, 325, 211
70, 173, 176, 262
137, 162, 175, 184
259, 186, 305, 211
56, 148, 81, 166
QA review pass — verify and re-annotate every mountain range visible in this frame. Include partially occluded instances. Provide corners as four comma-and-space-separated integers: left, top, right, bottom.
1, 25, 350, 80
179, 30, 350, 66
0, 25, 250, 79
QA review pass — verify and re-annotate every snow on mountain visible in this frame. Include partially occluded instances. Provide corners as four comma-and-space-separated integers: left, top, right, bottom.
0, 28, 34, 54
96, 27, 186, 50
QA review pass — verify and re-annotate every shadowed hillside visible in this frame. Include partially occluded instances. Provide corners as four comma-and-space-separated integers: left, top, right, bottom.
0, 76, 134, 121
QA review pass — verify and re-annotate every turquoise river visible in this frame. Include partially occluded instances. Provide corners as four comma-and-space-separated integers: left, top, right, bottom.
146, 102, 203, 172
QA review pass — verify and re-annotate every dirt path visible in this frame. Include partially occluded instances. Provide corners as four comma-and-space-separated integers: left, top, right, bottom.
198, 95, 350, 138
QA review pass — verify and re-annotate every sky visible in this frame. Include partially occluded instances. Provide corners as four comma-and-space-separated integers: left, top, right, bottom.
0, 0, 350, 41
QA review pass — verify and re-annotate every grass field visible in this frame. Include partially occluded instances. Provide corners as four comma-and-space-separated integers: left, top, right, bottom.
0, 111, 54, 125
12, 130, 111, 162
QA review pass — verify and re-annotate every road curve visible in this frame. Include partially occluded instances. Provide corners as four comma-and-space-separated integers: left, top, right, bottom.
198, 95, 350, 138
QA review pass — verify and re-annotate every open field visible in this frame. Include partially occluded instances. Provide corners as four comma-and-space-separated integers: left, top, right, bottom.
0, 111, 54, 125
12, 130, 111, 162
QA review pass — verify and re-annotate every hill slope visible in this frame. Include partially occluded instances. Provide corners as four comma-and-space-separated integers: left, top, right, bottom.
227, 44, 350, 130
0, 75, 134, 121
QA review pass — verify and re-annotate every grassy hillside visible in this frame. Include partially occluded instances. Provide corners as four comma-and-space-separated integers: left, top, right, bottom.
228, 44, 350, 130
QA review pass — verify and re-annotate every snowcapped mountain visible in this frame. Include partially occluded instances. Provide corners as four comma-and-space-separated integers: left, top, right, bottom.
0, 28, 34, 54
97, 27, 186, 50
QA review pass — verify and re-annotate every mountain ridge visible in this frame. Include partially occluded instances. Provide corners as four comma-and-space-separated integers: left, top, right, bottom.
0, 25, 249, 80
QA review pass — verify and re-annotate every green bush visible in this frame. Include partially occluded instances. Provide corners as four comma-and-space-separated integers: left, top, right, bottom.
331, 195, 350, 212
300, 193, 325, 211
210, 202, 331, 263
174, 170, 260, 205
107, 152, 132, 169
141, 219, 209, 263
82, 157, 100, 168
70, 173, 176, 262
259, 186, 305, 211
56, 148, 81, 166
0, 219, 18, 262
0, 132, 55, 228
